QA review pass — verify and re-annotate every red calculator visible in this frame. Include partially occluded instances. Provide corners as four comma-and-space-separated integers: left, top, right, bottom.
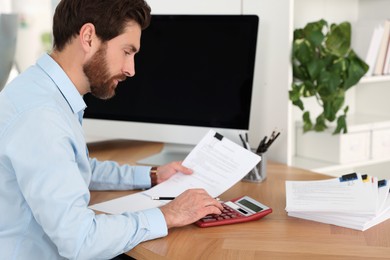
195, 195, 272, 227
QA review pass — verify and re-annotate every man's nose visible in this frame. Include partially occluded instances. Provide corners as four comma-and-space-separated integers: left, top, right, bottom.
123, 58, 135, 77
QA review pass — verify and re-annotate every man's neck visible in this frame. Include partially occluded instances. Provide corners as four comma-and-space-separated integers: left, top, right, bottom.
50, 47, 89, 96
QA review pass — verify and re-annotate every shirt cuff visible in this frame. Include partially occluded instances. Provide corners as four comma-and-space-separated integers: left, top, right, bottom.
132, 166, 153, 189
142, 207, 168, 240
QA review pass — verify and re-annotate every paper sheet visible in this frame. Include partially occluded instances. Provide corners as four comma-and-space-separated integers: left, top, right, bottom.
143, 130, 260, 198
285, 174, 377, 214
89, 192, 167, 215
285, 173, 390, 231
89, 130, 260, 214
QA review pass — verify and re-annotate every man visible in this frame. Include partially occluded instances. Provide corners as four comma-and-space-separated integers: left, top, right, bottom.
0, 0, 223, 259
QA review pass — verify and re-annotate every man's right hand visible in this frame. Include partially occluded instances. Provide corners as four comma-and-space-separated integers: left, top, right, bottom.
159, 189, 223, 228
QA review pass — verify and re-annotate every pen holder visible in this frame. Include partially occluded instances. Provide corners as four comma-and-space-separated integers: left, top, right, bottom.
242, 153, 267, 182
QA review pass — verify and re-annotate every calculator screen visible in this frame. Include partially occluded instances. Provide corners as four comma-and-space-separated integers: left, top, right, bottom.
239, 199, 263, 212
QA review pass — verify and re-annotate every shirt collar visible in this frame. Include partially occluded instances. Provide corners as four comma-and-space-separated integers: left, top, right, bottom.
36, 53, 86, 115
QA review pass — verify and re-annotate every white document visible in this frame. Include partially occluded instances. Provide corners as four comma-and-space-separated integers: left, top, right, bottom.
285, 174, 376, 214
90, 130, 260, 214
89, 192, 167, 215
143, 130, 260, 198
285, 173, 390, 231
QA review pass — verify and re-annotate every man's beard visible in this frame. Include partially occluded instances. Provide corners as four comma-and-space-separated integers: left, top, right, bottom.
83, 43, 126, 100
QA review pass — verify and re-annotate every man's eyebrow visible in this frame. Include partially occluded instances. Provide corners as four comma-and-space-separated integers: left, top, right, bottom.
127, 44, 139, 53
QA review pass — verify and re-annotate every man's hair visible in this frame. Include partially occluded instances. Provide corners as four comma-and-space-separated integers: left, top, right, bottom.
52, 0, 151, 51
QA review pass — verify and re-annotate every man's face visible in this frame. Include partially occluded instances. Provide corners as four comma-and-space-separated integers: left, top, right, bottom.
83, 22, 141, 100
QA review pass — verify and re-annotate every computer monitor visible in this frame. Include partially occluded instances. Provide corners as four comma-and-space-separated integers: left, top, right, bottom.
83, 14, 259, 165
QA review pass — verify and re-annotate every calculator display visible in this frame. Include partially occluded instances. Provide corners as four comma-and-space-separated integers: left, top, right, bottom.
238, 199, 263, 212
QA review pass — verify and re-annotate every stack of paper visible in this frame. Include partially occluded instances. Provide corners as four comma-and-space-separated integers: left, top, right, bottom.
285, 173, 390, 231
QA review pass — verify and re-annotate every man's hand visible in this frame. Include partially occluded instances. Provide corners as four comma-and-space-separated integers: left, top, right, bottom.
155, 161, 192, 184
159, 189, 223, 228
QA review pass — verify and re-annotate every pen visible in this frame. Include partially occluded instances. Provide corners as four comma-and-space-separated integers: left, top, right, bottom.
256, 130, 281, 153
152, 196, 221, 201
265, 132, 280, 150
239, 133, 247, 148
151, 197, 176, 200
256, 136, 267, 153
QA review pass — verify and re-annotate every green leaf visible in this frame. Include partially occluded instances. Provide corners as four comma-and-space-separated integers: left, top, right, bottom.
318, 70, 340, 93
303, 20, 327, 47
307, 30, 325, 47
307, 59, 324, 80
323, 101, 336, 122
289, 83, 305, 111
314, 114, 327, 131
293, 62, 308, 80
289, 84, 301, 101
333, 114, 348, 134
302, 111, 313, 132
302, 80, 316, 97
326, 22, 351, 56
343, 106, 349, 114
293, 28, 305, 40
293, 39, 314, 65
332, 95, 345, 113
331, 57, 348, 75
344, 51, 369, 89
293, 99, 304, 111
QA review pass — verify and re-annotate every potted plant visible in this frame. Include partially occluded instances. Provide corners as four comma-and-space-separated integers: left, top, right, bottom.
289, 19, 369, 134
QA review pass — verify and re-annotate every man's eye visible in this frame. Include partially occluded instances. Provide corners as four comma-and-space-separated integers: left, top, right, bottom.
124, 51, 131, 56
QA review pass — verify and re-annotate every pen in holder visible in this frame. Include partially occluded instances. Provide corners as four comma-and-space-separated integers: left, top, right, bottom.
243, 152, 267, 182
239, 130, 279, 183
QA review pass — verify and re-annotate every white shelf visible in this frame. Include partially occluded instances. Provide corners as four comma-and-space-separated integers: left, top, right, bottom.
292, 155, 390, 176
290, 0, 390, 179
360, 75, 390, 84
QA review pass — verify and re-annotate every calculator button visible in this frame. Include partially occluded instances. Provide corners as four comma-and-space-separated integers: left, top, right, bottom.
202, 218, 217, 222
238, 208, 248, 214
199, 203, 247, 223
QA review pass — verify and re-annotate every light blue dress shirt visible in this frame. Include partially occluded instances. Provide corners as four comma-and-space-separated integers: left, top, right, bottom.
0, 54, 168, 260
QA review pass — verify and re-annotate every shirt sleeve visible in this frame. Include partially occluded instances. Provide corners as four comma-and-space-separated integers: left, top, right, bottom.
7, 107, 168, 259
88, 158, 152, 190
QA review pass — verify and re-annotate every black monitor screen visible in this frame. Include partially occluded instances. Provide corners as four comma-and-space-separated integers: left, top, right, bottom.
84, 15, 259, 130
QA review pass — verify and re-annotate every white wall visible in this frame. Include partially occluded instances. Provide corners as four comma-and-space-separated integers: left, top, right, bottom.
147, 0, 241, 14
2, 0, 52, 73
242, 0, 293, 164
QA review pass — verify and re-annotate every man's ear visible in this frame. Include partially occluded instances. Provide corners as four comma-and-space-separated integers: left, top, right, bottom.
79, 23, 98, 53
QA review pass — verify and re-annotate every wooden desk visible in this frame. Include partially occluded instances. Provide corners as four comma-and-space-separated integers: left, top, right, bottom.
88, 140, 390, 260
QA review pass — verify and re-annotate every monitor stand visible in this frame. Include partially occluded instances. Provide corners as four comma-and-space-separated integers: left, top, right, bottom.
137, 143, 194, 166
